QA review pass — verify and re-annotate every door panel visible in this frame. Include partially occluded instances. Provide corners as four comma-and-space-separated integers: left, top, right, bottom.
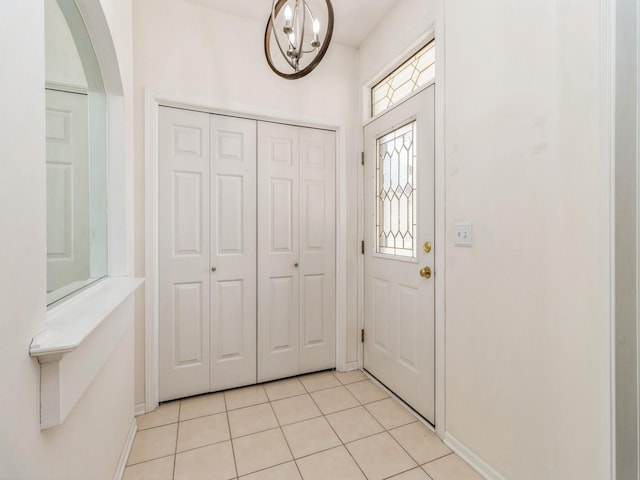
298, 127, 336, 372
210, 115, 257, 391
269, 276, 296, 350
258, 122, 300, 382
364, 86, 435, 423
173, 282, 205, 365
216, 280, 244, 357
302, 274, 325, 343
173, 172, 203, 255
216, 175, 243, 253
270, 179, 294, 251
159, 107, 210, 401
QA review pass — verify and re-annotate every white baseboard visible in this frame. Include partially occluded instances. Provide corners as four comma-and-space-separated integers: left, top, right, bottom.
134, 402, 146, 416
443, 432, 506, 480
114, 419, 137, 480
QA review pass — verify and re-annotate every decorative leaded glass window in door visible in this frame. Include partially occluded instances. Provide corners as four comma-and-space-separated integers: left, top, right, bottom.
376, 121, 417, 258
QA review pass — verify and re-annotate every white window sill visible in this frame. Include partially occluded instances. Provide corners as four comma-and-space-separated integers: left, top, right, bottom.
30, 277, 144, 429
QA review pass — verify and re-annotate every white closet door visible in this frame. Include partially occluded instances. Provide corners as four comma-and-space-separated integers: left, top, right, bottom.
158, 107, 210, 402
257, 122, 300, 382
209, 115, 257, 390
298, 127, 336, 373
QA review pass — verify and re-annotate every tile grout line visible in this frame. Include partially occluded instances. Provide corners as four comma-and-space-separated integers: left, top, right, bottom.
123, 453, 176, 469
307, 371, 370, 480
223, 392, 241, 480
172, 400, 181, 480
267, 392, 304, 479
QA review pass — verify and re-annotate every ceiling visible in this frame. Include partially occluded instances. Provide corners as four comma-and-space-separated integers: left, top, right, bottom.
183, 0, 401, 47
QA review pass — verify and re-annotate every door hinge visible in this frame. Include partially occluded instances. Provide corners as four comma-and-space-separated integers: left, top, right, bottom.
361, 151, 364, 166
361, 240, 365, 254
361, 329, 365, 343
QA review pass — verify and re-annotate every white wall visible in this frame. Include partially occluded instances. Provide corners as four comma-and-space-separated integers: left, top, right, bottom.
357, 0, 437, 87
45, 0, 88, 88
132, 0, 361, 406
444, 1, 612, 479
0, 1, 136, 478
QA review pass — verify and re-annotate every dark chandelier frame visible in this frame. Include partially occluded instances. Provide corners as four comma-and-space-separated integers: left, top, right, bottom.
264, 0, 334, 80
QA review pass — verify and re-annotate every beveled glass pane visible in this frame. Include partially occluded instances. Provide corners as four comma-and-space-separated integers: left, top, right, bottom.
376, 121, 417, 257
371, 40, 435, 117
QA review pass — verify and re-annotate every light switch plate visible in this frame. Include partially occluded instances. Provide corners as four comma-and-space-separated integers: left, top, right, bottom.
455, 222, 472, 247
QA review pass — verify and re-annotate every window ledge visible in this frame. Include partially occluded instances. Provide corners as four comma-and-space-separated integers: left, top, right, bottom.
30, 277, 144, 429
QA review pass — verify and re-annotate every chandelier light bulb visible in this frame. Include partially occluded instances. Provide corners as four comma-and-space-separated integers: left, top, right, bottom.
283, 4, 293, 33
311, 18, 320, 47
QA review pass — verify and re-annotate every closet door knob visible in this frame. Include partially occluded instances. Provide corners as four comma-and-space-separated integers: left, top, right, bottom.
211, 267, 217, 272
294, 262, 299, 268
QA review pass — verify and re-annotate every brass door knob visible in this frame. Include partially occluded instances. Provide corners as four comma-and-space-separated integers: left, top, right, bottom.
419, 266, 431, 278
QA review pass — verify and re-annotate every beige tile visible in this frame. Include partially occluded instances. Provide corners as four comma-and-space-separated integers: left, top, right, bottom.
180, 392, 226, 421
177, 412, 230, 453
228, 402, 279, 437
299, 371, 341, 392
271, 394, 321, 425
282, 417, 341, 458
126, 424, 178, 466
233, 428, 293, 476
365, 398, 417, 429
263, 377, 306, 401
296, 446, 366, 480
333, 370, 367, 385
225, 384, 269, 411
389, 467, 433, 480
325, 406, 384, 443
123, 455, 174, 480
346, 380, 390, 404
346, 432, 417, 480
240, 461, 302, 480
174, 442, 236, 480
136, 402, 180, 430
390, 422, 451, 465
310, 386, 359, 414
423, 454, 484, 480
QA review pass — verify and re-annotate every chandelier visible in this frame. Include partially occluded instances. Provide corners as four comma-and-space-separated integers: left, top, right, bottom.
264, 0, 334, 79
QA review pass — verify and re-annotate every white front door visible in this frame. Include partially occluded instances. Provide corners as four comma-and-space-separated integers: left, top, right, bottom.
363, 86, 436, 423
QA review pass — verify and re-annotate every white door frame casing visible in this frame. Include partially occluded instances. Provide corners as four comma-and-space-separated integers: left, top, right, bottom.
144, 90, 349, 412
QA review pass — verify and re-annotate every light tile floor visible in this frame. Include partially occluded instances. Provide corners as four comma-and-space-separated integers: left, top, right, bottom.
124, 370, 483, 480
